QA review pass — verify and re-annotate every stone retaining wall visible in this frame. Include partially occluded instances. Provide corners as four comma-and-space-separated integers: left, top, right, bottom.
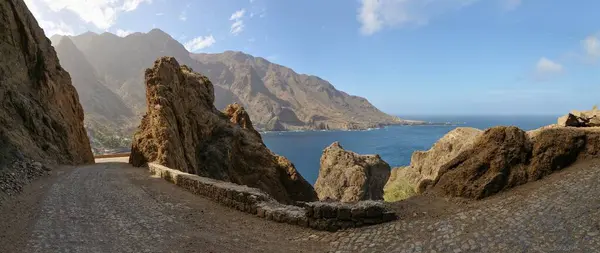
148, 163, 397, 231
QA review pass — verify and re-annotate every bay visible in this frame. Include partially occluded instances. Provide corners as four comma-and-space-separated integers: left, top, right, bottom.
262, 115, 558, 185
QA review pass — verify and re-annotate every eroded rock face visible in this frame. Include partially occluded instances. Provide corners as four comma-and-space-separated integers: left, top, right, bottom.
385, 127, 482, 195
129, 57, 317, 204
314, 142, 390, 202
430, 126, 600, 199
0, 0, 94, 166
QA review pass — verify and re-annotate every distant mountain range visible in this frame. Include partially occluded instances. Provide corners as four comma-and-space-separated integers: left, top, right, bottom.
51, 29, 418, 152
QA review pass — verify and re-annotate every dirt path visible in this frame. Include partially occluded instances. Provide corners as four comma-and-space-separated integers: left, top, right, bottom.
0, 158, 326, 253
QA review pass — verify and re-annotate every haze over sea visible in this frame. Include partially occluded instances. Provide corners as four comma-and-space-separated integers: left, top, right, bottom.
263, 115, 558, 185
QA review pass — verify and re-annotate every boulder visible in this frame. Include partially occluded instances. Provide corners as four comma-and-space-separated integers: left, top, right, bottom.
431, 126, 600, 199
314, 142, 390, 202
558, 113, 583, 127
129, 57, 317, 204
0, 0, 94, 166
558, 110, 600, 127
385, 127, 482, 194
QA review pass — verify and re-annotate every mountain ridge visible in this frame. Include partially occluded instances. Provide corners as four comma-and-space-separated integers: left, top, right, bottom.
50, 29, 421, 151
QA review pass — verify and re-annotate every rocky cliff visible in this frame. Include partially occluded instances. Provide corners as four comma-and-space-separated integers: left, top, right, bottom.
314, 142, 390, 202
0, 0, 94, 198
129, 57, 317, 204
385, 123, 600, 200
49, 30, 411, 147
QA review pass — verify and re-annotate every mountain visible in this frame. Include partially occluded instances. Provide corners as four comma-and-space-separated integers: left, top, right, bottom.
52, 36, 136, 154
51, 29, 414, 150
190, 51, 404, 130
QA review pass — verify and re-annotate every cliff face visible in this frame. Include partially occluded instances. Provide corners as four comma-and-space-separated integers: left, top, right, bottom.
129, 57, 317, 204
0, 0, 93, 166
314, 142, 391, 202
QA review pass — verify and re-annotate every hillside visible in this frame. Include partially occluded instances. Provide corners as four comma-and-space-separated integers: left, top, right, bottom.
51, 29, 416, 151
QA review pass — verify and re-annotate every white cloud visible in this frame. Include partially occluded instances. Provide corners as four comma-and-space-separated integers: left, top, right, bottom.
155, 12, 164, 16
229, 9, 246, 36
25, 0, 151, 31
535, 57, 563, 80
357, 0, 477, 35
583, 36, 600, 59
184, 35, 216, 52
40, 20, 75, 36
230, 9, 246, 20
116, 29, 133, 37
502, 0, 521, 11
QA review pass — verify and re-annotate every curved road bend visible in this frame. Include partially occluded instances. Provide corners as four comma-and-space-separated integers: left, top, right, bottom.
2, 158, 600, 252
2, 158, 326, 253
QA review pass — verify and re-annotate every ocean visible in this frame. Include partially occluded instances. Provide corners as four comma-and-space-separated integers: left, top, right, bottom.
262, 115, 558, 185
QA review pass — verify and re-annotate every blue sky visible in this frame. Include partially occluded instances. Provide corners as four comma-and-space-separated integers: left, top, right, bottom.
25, 0, 600, 115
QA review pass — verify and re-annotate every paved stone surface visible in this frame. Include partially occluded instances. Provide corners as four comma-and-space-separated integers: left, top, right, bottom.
295, 160, 600, 253
6, 158, 600, 252
19, 159, 326, 253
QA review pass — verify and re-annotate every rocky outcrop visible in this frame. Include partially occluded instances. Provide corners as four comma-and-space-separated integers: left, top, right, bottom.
314, 142, 391, 202
129, 57, 317, 204
0, 0, 94, 167
385, 127, 482, 196
558, 110, 600, 127
428, 126, 600, 199
384, 121, 600, 200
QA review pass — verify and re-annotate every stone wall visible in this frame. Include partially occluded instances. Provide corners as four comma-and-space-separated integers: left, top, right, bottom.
148, 163, 397, 231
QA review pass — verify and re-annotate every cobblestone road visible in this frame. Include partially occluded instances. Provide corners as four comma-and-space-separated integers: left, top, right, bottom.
294, 160, 600, 252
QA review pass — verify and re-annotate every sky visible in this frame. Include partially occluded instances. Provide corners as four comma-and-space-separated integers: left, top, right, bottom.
24, 0, 600, 115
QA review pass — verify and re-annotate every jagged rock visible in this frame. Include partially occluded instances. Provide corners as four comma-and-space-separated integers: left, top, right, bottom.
385, 127, 482, 196
129, 57, 317, 204
314, 142, 390, 202
430, 126, 600, 199
558, 110, 600, 127
0, 0, 94, 166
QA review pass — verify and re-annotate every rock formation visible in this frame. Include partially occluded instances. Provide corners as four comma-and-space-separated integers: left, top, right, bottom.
0, 0, 94, 166
314, 142, 391, 202
385, 127, 482, 197
129, 57, 317, 204
49, 31, 419, 152
0, 0, 94, 201
558, 110, 600, 127
388, 124, 600, 200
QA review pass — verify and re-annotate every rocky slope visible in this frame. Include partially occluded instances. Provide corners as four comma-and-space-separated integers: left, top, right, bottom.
191, 51, 405, 130
50, 30, 411, 139
0, 0, 94, 199
314, 142, 390, 202
52, 36, 136, 154
385, 121, 600, 200
129, 57, 317, 204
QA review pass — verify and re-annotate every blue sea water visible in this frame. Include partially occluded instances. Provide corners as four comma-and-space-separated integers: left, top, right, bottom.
262, 115, 558, 185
